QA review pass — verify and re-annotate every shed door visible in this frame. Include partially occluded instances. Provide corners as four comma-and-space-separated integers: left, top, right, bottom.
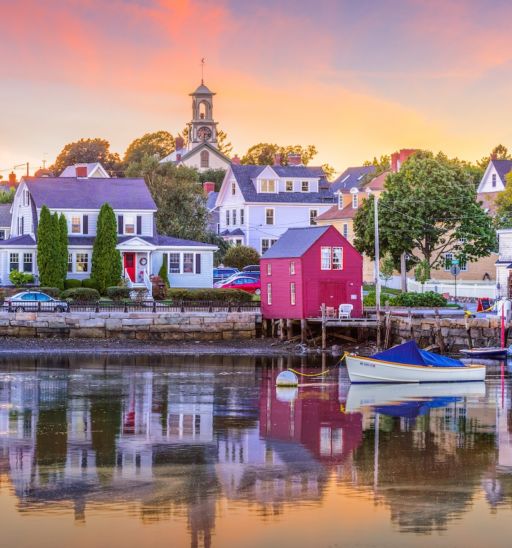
320, 281, 347, 309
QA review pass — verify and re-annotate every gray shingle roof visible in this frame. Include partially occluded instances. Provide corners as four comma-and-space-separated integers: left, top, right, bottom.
262, 226, 331, 259
220, 228, 245, 237
25, 177, 157, 210
330, 165, 376, 193
492, 159, 512, 184
0, 234, 35, 246
231, 164, 333, 204
0, 204, 12, 227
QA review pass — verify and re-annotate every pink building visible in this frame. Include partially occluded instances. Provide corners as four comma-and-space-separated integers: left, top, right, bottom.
260, 225, 363, 319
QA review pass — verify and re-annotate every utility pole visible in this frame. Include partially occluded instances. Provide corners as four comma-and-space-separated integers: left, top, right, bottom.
367, 188, 381, 313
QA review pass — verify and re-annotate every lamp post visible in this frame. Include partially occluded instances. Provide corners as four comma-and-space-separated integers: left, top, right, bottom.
367, 188, 381, 314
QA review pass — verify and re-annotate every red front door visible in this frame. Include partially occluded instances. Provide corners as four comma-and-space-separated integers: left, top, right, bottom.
124, 253, 136, 282
320, 281, 346, 309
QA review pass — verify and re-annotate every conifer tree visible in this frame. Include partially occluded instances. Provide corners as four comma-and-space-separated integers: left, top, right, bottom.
91, 203, 122, 294
59, 213, 68, 286
37, 205, 60, 287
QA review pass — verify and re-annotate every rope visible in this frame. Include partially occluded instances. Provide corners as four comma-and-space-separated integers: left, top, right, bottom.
287, 368, 331, 377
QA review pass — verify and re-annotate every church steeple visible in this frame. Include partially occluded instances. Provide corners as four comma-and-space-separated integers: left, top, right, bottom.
188, 82, 218, 150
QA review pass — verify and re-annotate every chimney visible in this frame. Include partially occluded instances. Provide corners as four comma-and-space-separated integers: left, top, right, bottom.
75, 165, 88, 178
8, 172, 17, 186
231, 155, 241, 165
287, 153, 301, 166
399, 148, 416, 166
273, 153, 282, 166
175, 136, 185, 150
203, 181, 215, 194
391, 152, 399, 173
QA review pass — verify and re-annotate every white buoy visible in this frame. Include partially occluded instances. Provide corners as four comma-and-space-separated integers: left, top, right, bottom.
276, 370, 298, 387
276, 386, 298, 403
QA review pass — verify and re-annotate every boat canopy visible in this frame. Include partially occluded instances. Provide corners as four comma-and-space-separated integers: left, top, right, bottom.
372, 340, 464, 368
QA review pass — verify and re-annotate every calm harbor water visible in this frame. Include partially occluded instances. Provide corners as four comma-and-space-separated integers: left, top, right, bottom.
0, 354, 512, 547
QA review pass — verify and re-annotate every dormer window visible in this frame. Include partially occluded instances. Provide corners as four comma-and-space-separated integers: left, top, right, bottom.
260, 179, 276, 193
302, 181, 309, 192
286, 180, 293, 192
492, 173, 497, 188
350, 188, 359, 209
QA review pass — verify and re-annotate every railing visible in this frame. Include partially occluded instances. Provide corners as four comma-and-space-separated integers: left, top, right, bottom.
123, 269, 134, 287
407, 279, 496, 299
143, 270, 152, 297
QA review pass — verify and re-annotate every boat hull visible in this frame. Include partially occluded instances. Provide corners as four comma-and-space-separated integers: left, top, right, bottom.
460, 348, 507, 359
345, 355, 486, 383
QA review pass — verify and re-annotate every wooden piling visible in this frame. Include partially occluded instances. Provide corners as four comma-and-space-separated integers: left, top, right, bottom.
279, 319, 286, 341
376, 310, 382, 350
301, 319, 307, 344
286, 319, 293, 340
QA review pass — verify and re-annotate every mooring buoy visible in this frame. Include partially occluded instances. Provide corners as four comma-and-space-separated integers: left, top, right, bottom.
276, 370, 298, 387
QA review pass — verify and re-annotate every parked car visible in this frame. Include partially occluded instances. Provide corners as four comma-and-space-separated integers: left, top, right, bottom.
4, 291, 69, 312
242, 265, 260, 272
213, 267, 239, 284
216, 275, 261, 295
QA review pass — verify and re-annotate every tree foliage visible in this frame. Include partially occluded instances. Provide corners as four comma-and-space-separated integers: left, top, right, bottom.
91, 203, 122, 294
363, 155, 391, 175
240, 143, 317, 166
353, 153, 496, 273
124, 131, 175, 165
198, 168, 226, 192
494, 172, 512, 228
51, 138, 121, 175
223, 245, 260, 270
180, 126, 233, 156
379, 253, 395, 287
37, 206, 65, 288
0, 188, 15, 204
126, 155, 208, 241
58, 213, 68, 287
414, 259, 431, 289
477, 144, 512, 170
321, 164, 336, 182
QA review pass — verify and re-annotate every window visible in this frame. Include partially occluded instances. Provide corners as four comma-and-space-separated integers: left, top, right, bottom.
68, 253, 73, 273
232, 209, 237, 225
169, 253, 180, 273
0, 230, 5, 240
71, 216, 81, 234
267, 283, 272, 305
226, 210, 230, 226
352, 192, 358, 209
231, 182, 236, 195
338, 193, 343, 209
309, 209, 318, 226
76, 253, 89, 273
342, 224, 349, 239
260, 179, 276, 193
492, 173, 497, 188
267, 263, 272, 276
302, 181, 309, 192
290, 261, 295, 275
200, 150, 209, 168
240, 209, 245, 225
286, 180, 293, 192
23, 189, 29, 206
18, 217, 24, 235
261, 238, 278, 254
445, 253, 467, 272
23, 253, 33, 273
234, 239, 242, 246
124, 215, 135, 234
265, 208, 274, 225
332, 247, 343, 270
183, 253, 194, 273
9, 253, 19, 272
290, 282, 296, 305
321, 247, 331, 270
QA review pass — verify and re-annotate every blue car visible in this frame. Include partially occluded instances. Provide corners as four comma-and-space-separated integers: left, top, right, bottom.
213, 267, 239, 284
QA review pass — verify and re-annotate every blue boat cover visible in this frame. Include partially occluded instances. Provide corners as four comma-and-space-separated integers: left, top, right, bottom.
374, 396, 460, 418
372, 340, 464, 368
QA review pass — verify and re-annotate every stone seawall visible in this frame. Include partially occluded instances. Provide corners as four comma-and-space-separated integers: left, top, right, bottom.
390, 315, 507, 350
0, 311, 259, 340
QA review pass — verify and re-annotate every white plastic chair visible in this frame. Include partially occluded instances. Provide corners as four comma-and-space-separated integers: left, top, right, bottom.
338, 304, 353, 319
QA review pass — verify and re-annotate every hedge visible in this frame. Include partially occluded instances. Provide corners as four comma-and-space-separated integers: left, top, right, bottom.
81, 278, 100, 291
106, 287, 132, 301
64, 279, 82, 289
38, 287, 62, 299
364, 290, 447, 307
61, 287, 100, 302
167, 288, 253, 303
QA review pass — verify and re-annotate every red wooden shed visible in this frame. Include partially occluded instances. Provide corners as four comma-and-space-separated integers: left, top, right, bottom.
260, 225, 363, 319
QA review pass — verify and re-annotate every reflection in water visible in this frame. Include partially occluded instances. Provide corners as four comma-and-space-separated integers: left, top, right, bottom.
0, 355, 511, 547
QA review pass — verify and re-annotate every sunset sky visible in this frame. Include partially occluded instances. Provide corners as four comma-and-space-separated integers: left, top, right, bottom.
1, 0, 511, 178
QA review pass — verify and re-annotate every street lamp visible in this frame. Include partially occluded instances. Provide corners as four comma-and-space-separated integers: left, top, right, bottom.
366, 187, 381, 314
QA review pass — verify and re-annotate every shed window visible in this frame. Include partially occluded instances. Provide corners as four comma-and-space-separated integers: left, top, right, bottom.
290, 282, 296, 305
332, 247, 343, 270
321, 247, 331, 270
23, 253, 33, 273
265, 208, 274, 225
267, 283, 272, 305
183, 253, 194, 273
71, 216, 81, 233
9, 253, 19, 272
169, 253, 180, 273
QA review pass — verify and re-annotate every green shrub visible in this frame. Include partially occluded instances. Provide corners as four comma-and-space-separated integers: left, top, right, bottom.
9, 271, 34, 287
158, 254, 170, 288
364, 290, 447, 308
38, 287, 62, 298
81, 278, 100, 290
106, 286, 131, 301
61, 287, 100, 302
64, 279, 82, 289
167, 288, 253, 303
223, 245, 260, 270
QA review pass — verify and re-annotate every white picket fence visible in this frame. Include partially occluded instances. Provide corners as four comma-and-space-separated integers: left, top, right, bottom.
407, 279, 496, 299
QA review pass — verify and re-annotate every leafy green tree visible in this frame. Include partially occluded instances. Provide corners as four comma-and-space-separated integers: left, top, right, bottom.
126, 155, 208, 241
477, 144, 512, 170
181, 126, 233, 156
353, 153, 496, 273
124, 131, 175, 165
495, 172, 512, 228
158, 254, 170, 288
241, 143, 317, 165
414, 259, 431, 292
37, 206, 62, 287
0, 188, 15, 204
58, 213, 68, 286
51, 138, 122, 175
202, 232, 230, 266
198, 168, 226, 192
223, 245, 260, 270
91, 203, 122, 293
379, 253, 395, 288
321, 163, 336, 182
363, 155, 391, 175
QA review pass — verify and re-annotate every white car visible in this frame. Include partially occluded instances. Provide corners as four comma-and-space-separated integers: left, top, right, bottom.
5, 291, 69, 312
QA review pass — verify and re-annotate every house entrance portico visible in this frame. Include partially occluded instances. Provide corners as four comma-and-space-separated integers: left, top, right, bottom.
117, 237, 156, 289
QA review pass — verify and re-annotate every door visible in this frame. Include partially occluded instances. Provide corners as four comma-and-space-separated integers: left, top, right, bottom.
320, 281, 347, 309
124, 253, 135, 282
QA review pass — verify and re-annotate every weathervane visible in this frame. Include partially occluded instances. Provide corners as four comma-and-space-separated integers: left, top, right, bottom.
201, 57, 206, 84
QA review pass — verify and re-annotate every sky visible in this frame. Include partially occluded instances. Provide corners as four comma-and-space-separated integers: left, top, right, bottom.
1, 0, 512, 178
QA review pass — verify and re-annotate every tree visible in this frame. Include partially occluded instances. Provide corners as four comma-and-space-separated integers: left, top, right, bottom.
477, 144, 512, 169
321, 164, 336, 182
353, 154, 496, 273
241, 143, 318, 165
198, 168, 226, 192
223, 245, 260, 270
124, 131, 175, 165
51, 138, 122, 175
158, 254, 170, 288
37, 206, 62, 287
379, 253, 395, 288
414, 259, 430, 292
0, 188, 15, 204
91, 203, 122, 293
363, 155, 391, 175
126, 155, 208, 241
202, 232, 231, 266
58, 213, 68, 286
494, 172, 512, 228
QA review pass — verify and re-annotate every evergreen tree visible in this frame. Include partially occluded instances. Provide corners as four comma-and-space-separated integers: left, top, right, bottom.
37, 206, 61, 287
59, 213, 69, 286
91, 203, 122, 293
158, 254, 170, 287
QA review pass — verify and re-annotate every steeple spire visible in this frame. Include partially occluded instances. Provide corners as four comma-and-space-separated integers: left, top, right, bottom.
201, 57, 206, 85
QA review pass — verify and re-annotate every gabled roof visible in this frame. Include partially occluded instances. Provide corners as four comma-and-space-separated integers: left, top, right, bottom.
179, 141, 230, 163
60, 162, 109, 178
24, 177, 157, 210
221, 228, 245, 237
492, 159, 512, 184
330, 165, 376, 193
229, 164, 333, 204
316, 201, 357, 221
0, 203, 12, 227
262, 226, 331, 259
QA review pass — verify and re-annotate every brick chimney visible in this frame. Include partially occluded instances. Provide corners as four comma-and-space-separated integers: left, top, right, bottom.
273, 153, 282, 166
175, 136, 185, 150
203, 181, 215, 194
390, 152, 399, 173
8, 172, 17, 186
287, 153, 302, 166
391, 149, 417, 172
75, 165, 88, 178
231, 155, 241, 165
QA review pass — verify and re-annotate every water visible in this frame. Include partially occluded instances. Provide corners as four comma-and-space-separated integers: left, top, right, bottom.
0, 353, 512, 547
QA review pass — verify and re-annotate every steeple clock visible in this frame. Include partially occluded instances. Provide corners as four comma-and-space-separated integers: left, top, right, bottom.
188, 82, 218, 150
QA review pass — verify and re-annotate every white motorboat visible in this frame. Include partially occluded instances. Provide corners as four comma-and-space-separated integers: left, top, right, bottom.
345, 340, 486, 384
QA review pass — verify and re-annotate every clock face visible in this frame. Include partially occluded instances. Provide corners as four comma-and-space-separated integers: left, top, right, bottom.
197, 126, 212, 141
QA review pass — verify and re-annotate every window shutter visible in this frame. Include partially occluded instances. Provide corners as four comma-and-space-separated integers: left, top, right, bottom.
136, 216, 142, 235
118, 215, 123, 234
195, 253, 201, 274
83, 215, 88, 235
21, 217, 24, 235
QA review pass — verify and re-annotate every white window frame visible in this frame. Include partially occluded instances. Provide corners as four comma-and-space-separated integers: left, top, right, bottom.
267, 283, 272, 305
68, 253, 73, 273
260, 179, 276, 193
23, 189, 29, 207
23, 252, 33, 273
124, 215, 135, 235
231, 182, 236, 195
290, 282, 296, 306
225, 210, 230, 226
169, 253, 181, 274
9, 252, 19, 272
75, 253, 89, 273
267, 263, 272, 276
301, 181, 309, 192
183, 253, 194, 274
332, 247, 343, 270
71, 216, 81, 234
0, 229, 6, 240
309, 209, 318, 226
352, 192, 359, 209
338, 193, 344, 209
321, 246, 332, 270
261, 238, 278, 255
232, 209, 237, 225
492, 173, 497, 188
285, 180, 293, 192
240, 209, 245, 225
290, 261, 295, 275
342, 224, 349, 239
265, 208, 275, 225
